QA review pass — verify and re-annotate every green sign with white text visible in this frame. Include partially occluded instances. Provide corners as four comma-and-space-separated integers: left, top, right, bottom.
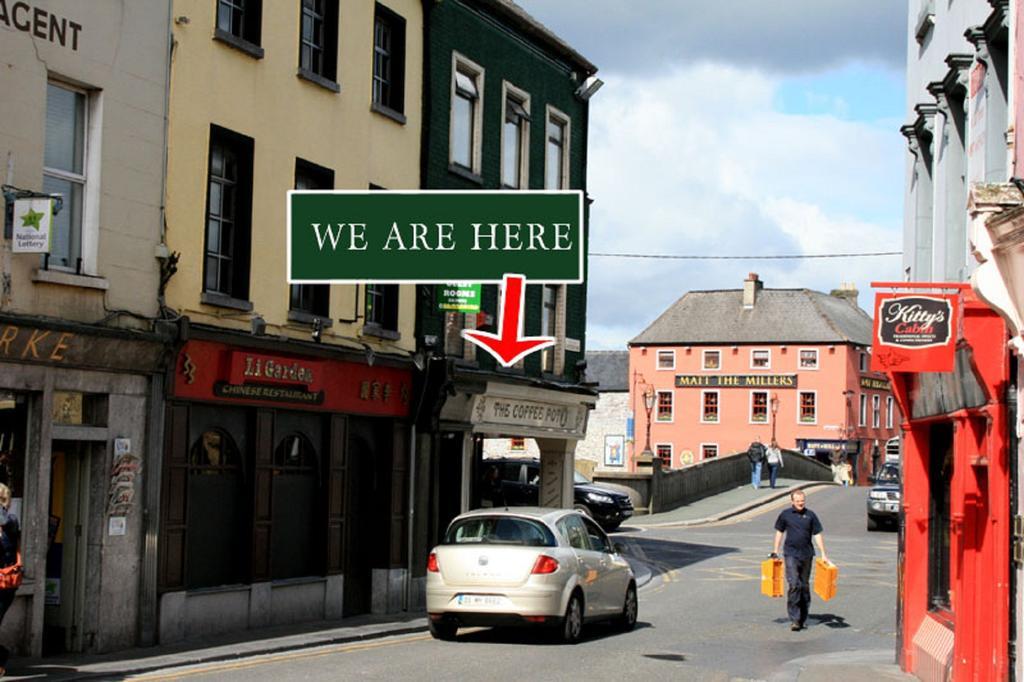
437, 283, 481, 312
288, 191, 584, 283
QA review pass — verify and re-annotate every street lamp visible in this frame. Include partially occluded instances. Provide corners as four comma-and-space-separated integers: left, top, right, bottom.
770, 393, 780, 444
841, 389, 856, 462
639, 383, 656, 467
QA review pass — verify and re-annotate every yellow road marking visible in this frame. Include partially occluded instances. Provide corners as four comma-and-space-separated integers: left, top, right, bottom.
130, 632, 434, 680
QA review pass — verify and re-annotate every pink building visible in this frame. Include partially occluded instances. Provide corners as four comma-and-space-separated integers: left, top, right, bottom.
627, 274, 900, 484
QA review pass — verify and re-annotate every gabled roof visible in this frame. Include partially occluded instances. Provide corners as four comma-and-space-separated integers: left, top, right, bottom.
585, 350, 629, 391
477, 0, 598, 76
630, 289, 873, 346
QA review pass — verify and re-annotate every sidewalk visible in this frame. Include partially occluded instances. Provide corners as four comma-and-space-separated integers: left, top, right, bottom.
628, 478, 834, 528
768, 649, 914, 681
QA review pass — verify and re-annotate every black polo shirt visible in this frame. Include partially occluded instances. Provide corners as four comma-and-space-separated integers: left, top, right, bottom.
774, 507, 822, 559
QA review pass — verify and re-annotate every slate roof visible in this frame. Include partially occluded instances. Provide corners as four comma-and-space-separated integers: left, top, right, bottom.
630, 289, 873, 346
585, 351, 629, 392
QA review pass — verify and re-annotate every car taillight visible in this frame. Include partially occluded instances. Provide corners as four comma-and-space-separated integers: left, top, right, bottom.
531, 555, 559, 574
427, 552, 439, 573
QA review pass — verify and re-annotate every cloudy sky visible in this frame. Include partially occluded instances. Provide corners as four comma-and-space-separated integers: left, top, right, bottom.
516, 1, 908, 349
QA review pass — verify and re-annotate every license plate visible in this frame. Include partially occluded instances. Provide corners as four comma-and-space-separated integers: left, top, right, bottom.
456, 594, 503, 607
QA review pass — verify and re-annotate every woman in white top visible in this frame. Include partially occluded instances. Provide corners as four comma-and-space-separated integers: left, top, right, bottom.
765, 440, 784, 489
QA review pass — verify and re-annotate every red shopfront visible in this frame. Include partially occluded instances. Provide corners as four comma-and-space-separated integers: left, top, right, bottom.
880, 290, 1011, 681
157, 337, 413, 641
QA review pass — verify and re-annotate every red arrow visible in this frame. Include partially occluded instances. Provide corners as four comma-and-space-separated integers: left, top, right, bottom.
462, 274, 555, 367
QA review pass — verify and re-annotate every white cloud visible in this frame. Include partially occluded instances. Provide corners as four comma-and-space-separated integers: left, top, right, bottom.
585, 65, 903, 349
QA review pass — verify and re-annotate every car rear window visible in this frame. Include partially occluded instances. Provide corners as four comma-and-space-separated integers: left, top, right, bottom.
443, 517, 556, 547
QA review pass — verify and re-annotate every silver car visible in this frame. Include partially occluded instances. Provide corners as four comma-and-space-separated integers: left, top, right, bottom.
426, 507, 638, 643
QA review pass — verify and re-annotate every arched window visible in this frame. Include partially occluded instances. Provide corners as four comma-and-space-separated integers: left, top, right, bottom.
271, 432, 320, 579
186, 429, 246, 588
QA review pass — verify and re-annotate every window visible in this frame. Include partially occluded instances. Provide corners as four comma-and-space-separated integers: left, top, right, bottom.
298, 0, 338, 84
556, 514, 591, 551
701, 443, 718, 460
702, 390, 719, 423
187, 428, 246, 588
702, 350, 721, 370
928, 423, 953, 611
43, 81, 88, 271
656, 390, 673, 422
799, 349, 818, 369
655, 443, 672, 469
445, 516, 555, 547
859, 394, 867, 427
509, 437, 525, 451
751, 349, 771, 369
886, 396, 895, 429
799, 391, 816, 423
545, 107, 570, 189
859, 351, 868, 372
216, 0, 263, 54
203, 126, 254, 303
365, 284, 399, 334
751, 391, 769, 423
290, 159, 333, 319
657, 350, 675, 370
372, 4, 406, 117
271, 433, 319, 579
450, 54, 483, 174
540, 284, 559, 373
872, 395, 881, 428
501, 84, 530, 188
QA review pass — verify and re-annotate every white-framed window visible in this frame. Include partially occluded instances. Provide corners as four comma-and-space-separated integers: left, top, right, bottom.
657, 349, 675, 370
859, 394, 867, 427
44, 80, 100, 273
751, 348, 771, 369
872, 395, 881, 428
544, 105, 570, 189
799, 348, 819, 370
655, 443, 672, 469
655, 390, 673, 422
886, 396, 895, 429
701, 443, 718, 460
501, 81, 530, 189
450, 52, 484, 174
750, 390, 769, 424
701, 390, 719, 423
798, 391, 817, 424
859, 351, 868, 372
702, 349, 721, 371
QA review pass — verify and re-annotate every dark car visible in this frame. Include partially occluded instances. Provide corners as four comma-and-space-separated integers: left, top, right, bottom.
866, 463, 901, 531
480, 458, 634, 531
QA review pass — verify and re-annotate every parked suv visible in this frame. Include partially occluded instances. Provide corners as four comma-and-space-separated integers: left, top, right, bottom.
866, 463, 901, 531
480, 458, 634, 531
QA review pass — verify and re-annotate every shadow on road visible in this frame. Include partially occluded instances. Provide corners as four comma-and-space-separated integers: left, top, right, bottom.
454, 621, 653, 646
772, 613, 851, 629
622, 536, 738, 574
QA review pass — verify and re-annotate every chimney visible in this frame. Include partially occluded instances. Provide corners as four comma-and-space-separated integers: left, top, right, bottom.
830, 281, 859, 304
743, 272, 762, 309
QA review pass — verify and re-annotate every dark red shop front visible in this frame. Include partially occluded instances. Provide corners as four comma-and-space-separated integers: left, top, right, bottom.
157, 335, 414, 642
880, 289, 1010, 681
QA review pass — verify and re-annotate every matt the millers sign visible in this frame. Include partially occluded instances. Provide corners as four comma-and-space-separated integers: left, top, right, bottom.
871, 293, 959, 372
675, 374, 797, 388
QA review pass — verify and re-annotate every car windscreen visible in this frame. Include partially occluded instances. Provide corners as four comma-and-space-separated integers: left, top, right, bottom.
875, 466, 900, 484
443, 517, 557, 547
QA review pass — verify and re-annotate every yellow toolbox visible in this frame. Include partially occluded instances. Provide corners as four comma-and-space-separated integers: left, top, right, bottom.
814, 558, 838, 601
761, 558, 784, 598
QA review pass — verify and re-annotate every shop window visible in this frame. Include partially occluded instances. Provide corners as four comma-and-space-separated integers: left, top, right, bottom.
702, 390, 719, 423
656, 390, 673, 422
702, 350, 720, 370
751, 391, 768, 423
701, 443, 718, 460
0, 393, 27, 512
799, 349, 818, 369
271, 433, 320, 580
655, 443, 672, 469
290, 159, 333, 320
928, 423, 953, 611
187, 429, 246, 588
656, 350, 675, 370
372, 3, 406, 118
799, 391, 816, 424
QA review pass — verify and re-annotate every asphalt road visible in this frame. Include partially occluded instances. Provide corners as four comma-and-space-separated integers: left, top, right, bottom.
131, 487, 899, 681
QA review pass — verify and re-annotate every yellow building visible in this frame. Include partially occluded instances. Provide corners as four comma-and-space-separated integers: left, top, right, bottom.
158, 0, 423, 643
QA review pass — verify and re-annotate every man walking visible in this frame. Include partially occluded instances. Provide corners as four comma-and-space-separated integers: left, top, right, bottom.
747, 437, 766, 489
771, 490, 828, 631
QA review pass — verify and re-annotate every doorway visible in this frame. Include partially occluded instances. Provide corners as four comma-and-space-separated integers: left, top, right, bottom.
43, 441, 94, 655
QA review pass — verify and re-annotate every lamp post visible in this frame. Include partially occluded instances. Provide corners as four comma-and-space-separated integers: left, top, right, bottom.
639, 383, 655, 467
770, 393, 780, 444
841, 389, 856, 462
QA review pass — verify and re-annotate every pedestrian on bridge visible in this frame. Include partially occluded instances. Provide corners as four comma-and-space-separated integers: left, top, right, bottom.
770, 490, 828, 631
765, 439, 783, 489
746, 437, 766, 490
